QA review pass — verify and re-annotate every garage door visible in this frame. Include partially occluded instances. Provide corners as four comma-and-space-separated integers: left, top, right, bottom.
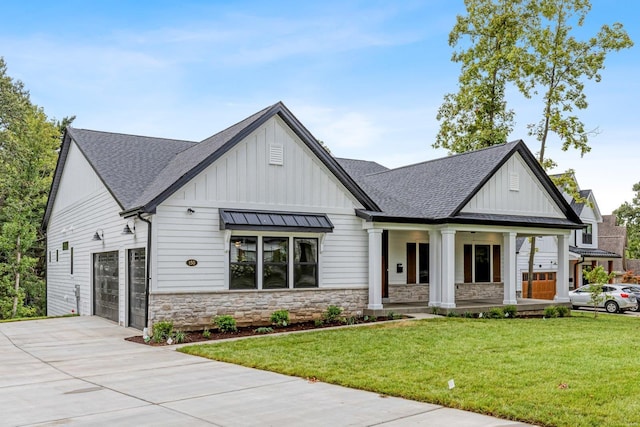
128, 248, 147, 330
522, 272, 556, 300
93, 251, 119, 322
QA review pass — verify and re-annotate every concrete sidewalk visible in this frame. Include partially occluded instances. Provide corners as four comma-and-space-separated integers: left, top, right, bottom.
0, 316, 533, 426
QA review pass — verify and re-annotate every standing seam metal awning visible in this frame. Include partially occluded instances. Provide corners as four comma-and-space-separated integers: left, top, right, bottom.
219, 209, 334, 232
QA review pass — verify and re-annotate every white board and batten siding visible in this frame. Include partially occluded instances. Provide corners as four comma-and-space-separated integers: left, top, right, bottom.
155, 115, 368, 292
461, 153, 565, 218
46, 140, 148, 323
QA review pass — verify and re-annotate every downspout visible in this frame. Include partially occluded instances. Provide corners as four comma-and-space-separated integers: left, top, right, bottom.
137, 213, 152, 328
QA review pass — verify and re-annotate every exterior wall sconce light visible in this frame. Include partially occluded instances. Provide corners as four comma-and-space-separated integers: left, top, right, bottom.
187, 208, 195, 214
92, 229, 104, 241
121, 220, 135, 235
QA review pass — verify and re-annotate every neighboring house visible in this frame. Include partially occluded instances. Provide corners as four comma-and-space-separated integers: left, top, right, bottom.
598, 214, 627, 274
43, 102, 583, 330
516, 181, 621, 296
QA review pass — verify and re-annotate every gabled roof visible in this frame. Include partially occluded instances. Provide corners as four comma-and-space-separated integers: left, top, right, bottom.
570, 190, 592, 216
43, 102, 379, 227
349, 140, 582, 228
43, 129, 196, 227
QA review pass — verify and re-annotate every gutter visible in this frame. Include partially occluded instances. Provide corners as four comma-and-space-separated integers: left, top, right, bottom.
137, 212, 152, 328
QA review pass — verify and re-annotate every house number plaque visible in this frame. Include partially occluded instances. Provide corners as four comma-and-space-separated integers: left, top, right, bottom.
186, 259, 198, 267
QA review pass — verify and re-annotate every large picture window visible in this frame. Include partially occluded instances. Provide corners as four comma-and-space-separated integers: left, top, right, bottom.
230, 236, 257, 289
294, 238, 318, 288
263, 237, 288, 289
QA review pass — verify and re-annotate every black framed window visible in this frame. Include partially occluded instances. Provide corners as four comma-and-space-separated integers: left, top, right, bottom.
263, 237, 288, 289
230, 236, 257, 289
474, 245, 490, 282
464, 244, 500, 283
294, 238, 318, 288
70, 247, 74, 274
583, 224, 593, 244
418, 243, 429, 283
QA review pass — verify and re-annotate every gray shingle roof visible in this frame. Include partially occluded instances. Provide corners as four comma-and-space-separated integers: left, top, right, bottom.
350, 141, 518, 219
43, 103, 583, 230
335, 158, 389, 179
43, 102, 377, 226
570, 190, 592, 217
67, 128, 196, 209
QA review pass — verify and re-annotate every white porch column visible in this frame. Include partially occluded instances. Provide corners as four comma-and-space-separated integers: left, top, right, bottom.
440, 229, 456, 308
429, 230, 442, 307
555, 233, 570, 302
367, 228, 383, 310
503, 232, 517, 305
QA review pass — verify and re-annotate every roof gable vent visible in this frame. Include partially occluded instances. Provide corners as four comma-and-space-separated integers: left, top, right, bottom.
509, 172, 520, 191
269, 144, 284, 165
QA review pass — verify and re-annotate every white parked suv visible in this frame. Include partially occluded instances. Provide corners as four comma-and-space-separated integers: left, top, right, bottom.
569, 284, 637, 313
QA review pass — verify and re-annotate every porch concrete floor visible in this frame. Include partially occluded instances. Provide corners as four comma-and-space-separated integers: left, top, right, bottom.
365, 298, 569, 317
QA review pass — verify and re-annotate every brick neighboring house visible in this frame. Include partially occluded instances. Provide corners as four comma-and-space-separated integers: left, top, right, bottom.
598, 214, 627, 274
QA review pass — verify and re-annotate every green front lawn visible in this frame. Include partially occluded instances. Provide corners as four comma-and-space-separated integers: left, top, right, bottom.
180, 313, 640, 427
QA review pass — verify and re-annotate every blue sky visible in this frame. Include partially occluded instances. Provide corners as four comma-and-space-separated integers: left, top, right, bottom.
1, 0, 638, 214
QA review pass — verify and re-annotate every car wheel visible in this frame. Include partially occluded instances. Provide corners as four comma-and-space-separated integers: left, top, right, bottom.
634, 304, 640, 312
604, 300, 619, 314
572, 305, 579, 310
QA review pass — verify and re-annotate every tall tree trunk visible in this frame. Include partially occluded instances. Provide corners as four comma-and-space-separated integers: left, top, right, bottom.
11, 235, 21, 318
527, 237, 535, 299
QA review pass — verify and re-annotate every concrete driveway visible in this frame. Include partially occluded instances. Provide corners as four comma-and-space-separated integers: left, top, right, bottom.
0, 316, 532, 426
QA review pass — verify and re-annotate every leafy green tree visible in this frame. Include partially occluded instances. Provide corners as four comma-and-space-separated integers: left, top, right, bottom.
435, 0, 528, 153
522, 0, 633, 169
582, 265, 615, 318
522, 0, 632, 297
0, 57, 66, 318
615, 182, 640, 260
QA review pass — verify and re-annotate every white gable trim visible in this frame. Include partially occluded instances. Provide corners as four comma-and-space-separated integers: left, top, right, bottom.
461, 152, 565, 218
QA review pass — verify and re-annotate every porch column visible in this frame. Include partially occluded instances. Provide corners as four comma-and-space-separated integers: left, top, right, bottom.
503, 232, 517, 305
367, 228, 383, 310
428, 230, 441, 307
440, 229, 456, 308
554, 233, 570, 302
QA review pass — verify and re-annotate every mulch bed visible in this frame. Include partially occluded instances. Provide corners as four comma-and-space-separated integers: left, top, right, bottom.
125, 317, 401, 346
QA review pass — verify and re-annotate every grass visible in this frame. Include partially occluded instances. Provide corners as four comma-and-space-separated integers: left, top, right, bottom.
0, 314, 77, 323
180, 312, 640, 427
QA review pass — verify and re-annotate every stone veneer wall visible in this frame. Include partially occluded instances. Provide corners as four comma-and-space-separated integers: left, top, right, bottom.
388, 284, 429, 303
455, 283, 503, 299
149, 288, 368, 330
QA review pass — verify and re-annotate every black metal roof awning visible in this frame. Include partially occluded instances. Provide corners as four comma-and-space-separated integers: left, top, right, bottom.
219, 209, 334, 232
569, 246, 621, 258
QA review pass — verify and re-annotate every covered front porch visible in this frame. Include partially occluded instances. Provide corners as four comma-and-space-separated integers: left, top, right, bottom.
364, 223, 572, 312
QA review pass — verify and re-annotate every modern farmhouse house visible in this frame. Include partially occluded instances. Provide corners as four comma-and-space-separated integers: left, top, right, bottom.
43, 102, 584, 330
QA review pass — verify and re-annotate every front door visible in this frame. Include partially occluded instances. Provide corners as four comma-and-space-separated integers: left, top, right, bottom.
93, 251, 119, 322
128, 248, 147, 330
382, 230, 389, 299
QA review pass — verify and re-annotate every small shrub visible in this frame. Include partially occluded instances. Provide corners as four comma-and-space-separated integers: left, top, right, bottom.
152, 320, 174, 343
462, 311, 474, 318
342, 316, 357, 325
387, 311, 401, 320
543, 306, 558, 318
270, 309, 290, 327
503, 305, 517, 318
174, 330, 187, 344
202, 328, 211, 339
314, 319, 324, 327
446, 311, 459, 318
255, 326, 274, 334
555, 305, 570, 317
488, 307, 505, 319
213, 315, 237, 333
323, 305, 343, 323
